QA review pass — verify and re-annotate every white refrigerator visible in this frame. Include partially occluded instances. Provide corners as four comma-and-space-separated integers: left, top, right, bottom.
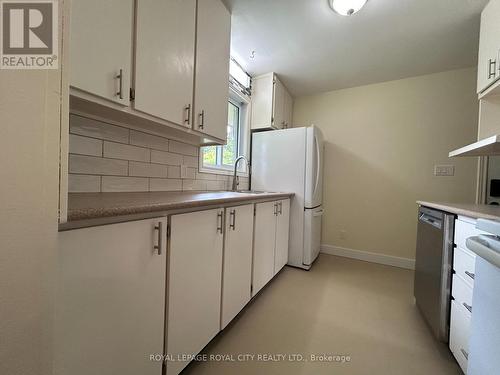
251, 126, 324, 270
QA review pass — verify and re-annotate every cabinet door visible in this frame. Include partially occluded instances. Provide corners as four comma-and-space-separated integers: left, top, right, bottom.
194, 0, 231, 140
250, 73, 274, 130
167, 209, 224, 375
221, 204, 254, 328
274, 199, 290, 274
273, 77, 285, 129
135, 0, 196, 126
56, 218, 167, 375
70, 0, 133, 105
477, 0, 500, 93
253, 201, 277, 296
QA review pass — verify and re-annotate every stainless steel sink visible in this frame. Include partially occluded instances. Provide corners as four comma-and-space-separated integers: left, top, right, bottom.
234, 190, 271, 194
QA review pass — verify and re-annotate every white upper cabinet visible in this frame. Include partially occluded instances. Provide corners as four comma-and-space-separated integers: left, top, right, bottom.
221, 204, 254, 329
56, 218, 167, 375
194, 0, 231, 140
251, 73, 293, 130
167, 209, 224, 375
134, 0, 196, 127
70, 0, 134, 105
478, 0, 500, 94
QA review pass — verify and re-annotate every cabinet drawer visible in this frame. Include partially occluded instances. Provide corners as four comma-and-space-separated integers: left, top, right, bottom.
453, 246, 476, 288
454, 218, 486, 252
451, 274, 473, 318
449, 300, 471, 374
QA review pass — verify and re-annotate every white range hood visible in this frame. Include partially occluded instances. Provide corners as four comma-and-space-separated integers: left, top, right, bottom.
449, 135, 500, 157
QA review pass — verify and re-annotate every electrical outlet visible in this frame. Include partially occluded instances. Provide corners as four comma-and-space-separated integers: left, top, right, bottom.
434, 165, 455, 177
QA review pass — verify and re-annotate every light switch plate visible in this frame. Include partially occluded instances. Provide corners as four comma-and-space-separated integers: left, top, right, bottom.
434, 165, 455, 176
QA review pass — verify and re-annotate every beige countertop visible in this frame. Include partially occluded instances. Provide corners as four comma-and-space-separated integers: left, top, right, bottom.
417, 201, 500, 221
61, 191, 294, 230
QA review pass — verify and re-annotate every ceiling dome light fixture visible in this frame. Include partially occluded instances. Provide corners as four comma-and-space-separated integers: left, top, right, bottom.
330, 0, 368, 16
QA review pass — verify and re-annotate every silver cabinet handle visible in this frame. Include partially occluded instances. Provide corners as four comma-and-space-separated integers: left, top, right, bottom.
465, 270, 475, 280
217, 211, 223, 234
154, 221, 163, 255
184, 104, 191, 125
278, 202, 283, 215
460, 348, 468, 360
274, 203, 278, 216
229, 209, 236, 230
463, 302, 472, 313
489, 59, 497, 79
198, 110, 205, 129
116, 68, 123, 99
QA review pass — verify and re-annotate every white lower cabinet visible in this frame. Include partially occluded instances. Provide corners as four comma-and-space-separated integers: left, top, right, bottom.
450, 216, 479, 374
166, 209, 224, 375
56, 198, 291, 375
274, 199, 291, 274
221, 204, 254, 329
253, 199, 291, 296
450, 300, 471, 374
56, 218, 167, 375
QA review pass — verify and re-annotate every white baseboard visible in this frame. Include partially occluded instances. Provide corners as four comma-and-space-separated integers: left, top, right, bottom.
320, 244, 415, 270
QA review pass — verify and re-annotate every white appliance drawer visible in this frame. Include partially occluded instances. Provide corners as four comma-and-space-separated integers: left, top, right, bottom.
452, 274, 473, 318
454, 218, 487, 252
450, 300, 471, 374
454, 246, 476, 288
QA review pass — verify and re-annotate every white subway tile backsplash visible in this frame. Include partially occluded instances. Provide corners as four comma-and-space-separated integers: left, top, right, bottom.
69, 154, 128, 176
150, 178, 182, 192
151, 150, 183, 166
183, 155, 198, 167
182, 179, 207, 191
130, 130, 169, 151
184, 167, 196, 179
196, 171, 218, 181
167, 166, 181, 179
69, 134, 102, 157
68, 174, 101, 193
70, 115, 129, 143
68, 116, 244, 193
102, 176, 149, 192
103, 141, 150, 162
169, 140, 198, 156
129, 161, 168, 178
206, 180, 226, 191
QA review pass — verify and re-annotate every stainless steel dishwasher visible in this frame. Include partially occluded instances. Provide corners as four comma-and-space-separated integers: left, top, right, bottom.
414, 206, 455, 343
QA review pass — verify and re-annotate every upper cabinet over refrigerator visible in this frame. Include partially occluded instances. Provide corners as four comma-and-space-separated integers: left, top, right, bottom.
251, 73, 294, 130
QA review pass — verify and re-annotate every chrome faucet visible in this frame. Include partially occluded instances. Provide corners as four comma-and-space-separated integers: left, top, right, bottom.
232, 156, 250, 191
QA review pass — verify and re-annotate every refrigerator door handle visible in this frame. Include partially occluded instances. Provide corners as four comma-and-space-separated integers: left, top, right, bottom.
312, 133, 321, 200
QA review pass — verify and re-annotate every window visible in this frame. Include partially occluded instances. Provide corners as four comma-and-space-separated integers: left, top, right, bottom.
200, 89, 250, 175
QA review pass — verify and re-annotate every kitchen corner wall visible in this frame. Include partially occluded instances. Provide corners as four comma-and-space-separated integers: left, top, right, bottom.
294, 67, 479, 261
68, 114, 249, 193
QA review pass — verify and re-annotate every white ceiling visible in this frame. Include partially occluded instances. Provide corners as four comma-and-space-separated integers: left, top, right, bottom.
225, 0, 489, 96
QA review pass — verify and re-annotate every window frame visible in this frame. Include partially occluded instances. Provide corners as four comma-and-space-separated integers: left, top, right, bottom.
199, 87, 251, 177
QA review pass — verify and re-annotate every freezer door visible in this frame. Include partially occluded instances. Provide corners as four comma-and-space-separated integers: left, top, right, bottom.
303, 206, 323, 267
305, 126, 324, 208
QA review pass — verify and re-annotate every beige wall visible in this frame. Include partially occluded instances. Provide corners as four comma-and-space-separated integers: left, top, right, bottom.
294, 68, 479, 260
